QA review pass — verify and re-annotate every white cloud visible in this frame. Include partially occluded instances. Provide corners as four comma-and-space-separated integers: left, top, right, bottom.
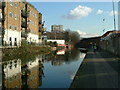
76, 30, 100, 38
96, 9, 103, 14
77, 30, 87, 36
62, 5, 93, 20
109, 10, 118, 16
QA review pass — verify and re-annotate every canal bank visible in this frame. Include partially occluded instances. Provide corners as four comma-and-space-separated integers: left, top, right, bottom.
2, 45, 52, 56
70, 49, 119, 88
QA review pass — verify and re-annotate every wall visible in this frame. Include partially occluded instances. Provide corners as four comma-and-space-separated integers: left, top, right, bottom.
100, 36, 120, 57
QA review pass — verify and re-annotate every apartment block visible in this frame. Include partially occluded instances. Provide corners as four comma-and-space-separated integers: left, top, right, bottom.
0, 0, 43, 47
51, 25, 63, 33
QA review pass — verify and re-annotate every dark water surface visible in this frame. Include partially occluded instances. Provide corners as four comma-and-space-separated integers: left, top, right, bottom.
2, 49, 85, 88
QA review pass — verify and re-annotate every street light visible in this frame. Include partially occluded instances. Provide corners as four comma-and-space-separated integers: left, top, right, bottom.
112, 0, 116, 30
103, 18, 105, 33
42, 21, 45, 46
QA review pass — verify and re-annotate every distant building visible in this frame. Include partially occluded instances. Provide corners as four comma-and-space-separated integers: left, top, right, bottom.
51, 25, 63, 33
47, 40, 65, 45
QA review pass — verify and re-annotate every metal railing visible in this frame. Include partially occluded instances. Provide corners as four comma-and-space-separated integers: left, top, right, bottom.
21, 10, 28, 18
21, 21, 27, 28
0, 2, 6, 8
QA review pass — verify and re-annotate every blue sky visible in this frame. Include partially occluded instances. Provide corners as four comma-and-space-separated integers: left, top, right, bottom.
30, 2, 118, 37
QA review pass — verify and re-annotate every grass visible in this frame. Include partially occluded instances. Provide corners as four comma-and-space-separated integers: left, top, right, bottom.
2, 45, 52, 61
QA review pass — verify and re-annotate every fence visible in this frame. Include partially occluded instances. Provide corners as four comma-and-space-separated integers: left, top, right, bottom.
100, 35, 120, 57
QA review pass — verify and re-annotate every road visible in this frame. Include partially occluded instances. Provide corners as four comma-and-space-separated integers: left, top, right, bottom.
70, 49, 119, 88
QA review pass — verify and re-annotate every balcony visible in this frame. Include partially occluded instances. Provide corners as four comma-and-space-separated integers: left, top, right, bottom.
21, 30, 28, 38
0, 15, 5, 22
0, 27, 4, 35
39, 21, 42, 24
38, 27, 43, 32
0, 2, 6, 8
21, 21, 27, 28
21, 10, 28, 18
38, 29, 41, 32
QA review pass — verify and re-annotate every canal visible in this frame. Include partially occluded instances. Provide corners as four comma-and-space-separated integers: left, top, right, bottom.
2, 49, 86, 88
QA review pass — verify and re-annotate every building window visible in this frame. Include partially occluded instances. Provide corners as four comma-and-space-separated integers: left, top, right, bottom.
31, 12, 33, 16
10, 12, 13, 17
33, 13, 35, 17
10, 77, 12, 82
30, 20, 32, 24
9, 37, 12, 41
10, 65, 12, 69
14, 14, 17, 20
35, 14, 37, 18
14, 26, 17, 30
14, 75, 17, 79
15, 85, 18, 88
23, 18, 25, 22
10, 0, 12, 6
30, 11, 32, 15
0, 12, 2, 18
15, 38, 17, 41
14, 38, 17, 46
15, 3, 18, 8
10, 37, 12, 46
33, 21, 34, 25
9, 25, 12, 29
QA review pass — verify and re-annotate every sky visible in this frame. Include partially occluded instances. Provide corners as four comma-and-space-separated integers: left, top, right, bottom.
30, 2, 118, 38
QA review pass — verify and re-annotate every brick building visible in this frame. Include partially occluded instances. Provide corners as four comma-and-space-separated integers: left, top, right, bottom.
0, 0, 43, 47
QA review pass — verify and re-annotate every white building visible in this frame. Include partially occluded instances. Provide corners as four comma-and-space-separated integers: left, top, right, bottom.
27, 33, 39, 44
4, 29, 21, 46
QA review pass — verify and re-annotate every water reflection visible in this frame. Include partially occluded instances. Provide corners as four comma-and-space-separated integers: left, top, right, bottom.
2, 48, 86, 88
2, 56, 44, 89
49, 49, 85, 66
39, 49, 86, 88
2, 59, 21, 88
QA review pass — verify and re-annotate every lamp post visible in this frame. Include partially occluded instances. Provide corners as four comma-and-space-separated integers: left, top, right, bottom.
42, 21, 45, 46
103, 18, 105, 33
112, 0, 116, 30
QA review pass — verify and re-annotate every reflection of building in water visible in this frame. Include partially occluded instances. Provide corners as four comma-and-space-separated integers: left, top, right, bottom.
2, 55, 44, 89
27, 58, 40, 88
2, 59, 21, 88
51, 59, 63, 66
51, 49, 66, 66
22, 56, 43, 88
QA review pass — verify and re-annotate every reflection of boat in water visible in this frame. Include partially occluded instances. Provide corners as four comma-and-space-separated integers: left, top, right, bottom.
78, 48, 88, 53
56, 49, 66, 55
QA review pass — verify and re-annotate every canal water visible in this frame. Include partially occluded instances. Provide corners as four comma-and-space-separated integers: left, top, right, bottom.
2, 49, 86, 88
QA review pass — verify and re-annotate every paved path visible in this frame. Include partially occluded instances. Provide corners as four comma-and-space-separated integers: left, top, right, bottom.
0, 49, 2, 90
70, 49, 119, 88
